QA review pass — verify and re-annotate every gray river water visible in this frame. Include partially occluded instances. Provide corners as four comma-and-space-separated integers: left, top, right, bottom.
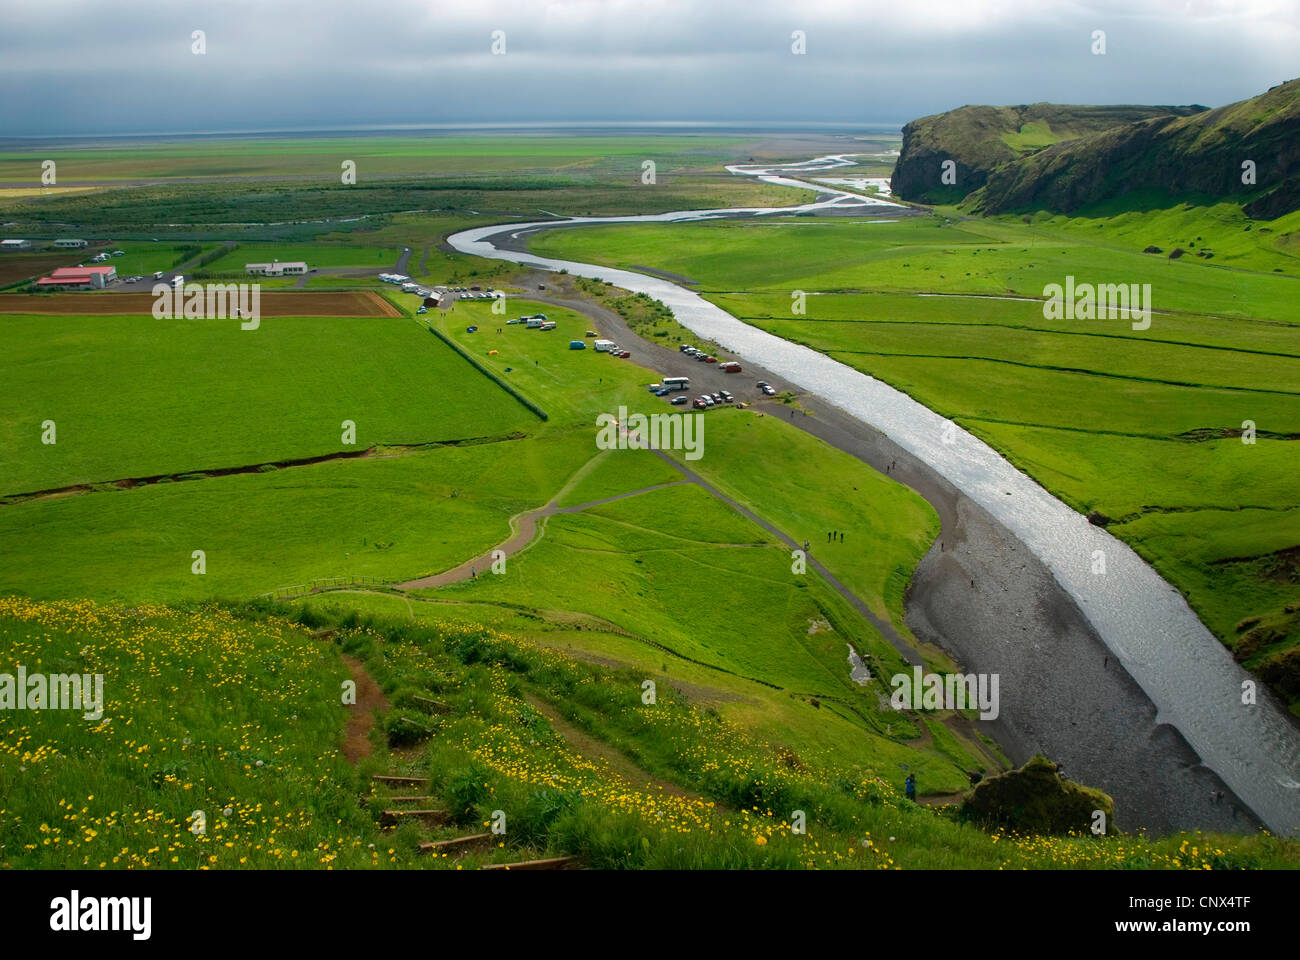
447, 156, 1300, 835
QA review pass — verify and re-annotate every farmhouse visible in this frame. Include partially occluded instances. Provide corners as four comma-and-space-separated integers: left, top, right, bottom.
36, 265, 117, 290
245, 261, 308, 277
1, 239, 32, 251
53, 239, 88, 248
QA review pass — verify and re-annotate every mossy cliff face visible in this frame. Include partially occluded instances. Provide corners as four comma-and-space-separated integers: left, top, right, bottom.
960, 754, 1115, 835
892, 103, 1204, 205
894, 79, 1300, 218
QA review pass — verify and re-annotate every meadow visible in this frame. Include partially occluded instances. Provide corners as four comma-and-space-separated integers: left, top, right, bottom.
0, 310, 538, 493
11, 594, 1292, 869
0, 135, 762, 182
202, 243, 401, 272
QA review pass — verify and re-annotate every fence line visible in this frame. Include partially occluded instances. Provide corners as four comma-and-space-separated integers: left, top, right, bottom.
256, 575, 386, 601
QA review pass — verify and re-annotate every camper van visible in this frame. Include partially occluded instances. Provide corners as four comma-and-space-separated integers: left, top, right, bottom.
593, 339, 617, 353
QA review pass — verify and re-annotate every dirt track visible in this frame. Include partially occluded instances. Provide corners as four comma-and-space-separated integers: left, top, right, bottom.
0, 289, 400, 317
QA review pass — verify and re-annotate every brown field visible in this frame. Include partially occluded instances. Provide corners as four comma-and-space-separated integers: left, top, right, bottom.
0, 254, 89, 287
0, 290, 401, 317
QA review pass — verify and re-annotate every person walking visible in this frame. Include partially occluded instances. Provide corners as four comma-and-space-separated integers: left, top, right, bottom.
905, 773, 917, 803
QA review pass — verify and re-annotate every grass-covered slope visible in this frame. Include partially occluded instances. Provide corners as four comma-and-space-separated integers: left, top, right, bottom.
0, 598, 386, 869
10, 595, 1293, 869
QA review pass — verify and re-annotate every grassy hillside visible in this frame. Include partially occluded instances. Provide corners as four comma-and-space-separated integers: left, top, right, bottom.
6, 595, 1295, 869
893, 102, 1206, 204
967, 79, 1300, 217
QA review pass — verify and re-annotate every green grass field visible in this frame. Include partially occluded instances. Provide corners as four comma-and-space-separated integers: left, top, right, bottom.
203, 243, 400, 272
0, 311, 539, 493
0, 135, 762, 182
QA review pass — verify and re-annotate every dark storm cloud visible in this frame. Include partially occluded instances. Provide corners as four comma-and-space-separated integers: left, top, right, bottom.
0, 0, 1295, 135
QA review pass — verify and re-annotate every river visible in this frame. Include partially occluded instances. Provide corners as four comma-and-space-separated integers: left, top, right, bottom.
447, 156, 1300, 835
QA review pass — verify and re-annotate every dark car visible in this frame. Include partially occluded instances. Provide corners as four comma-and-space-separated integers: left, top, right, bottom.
671, 396, 689, 405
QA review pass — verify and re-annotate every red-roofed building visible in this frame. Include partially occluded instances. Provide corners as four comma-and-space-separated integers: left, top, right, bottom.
36, 265, 117, 290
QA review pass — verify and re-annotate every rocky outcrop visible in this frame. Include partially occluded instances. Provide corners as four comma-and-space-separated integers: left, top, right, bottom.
959, 754, 1115, 835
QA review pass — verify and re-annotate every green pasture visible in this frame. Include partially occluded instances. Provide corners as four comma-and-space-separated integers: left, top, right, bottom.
0, 311, 538, 493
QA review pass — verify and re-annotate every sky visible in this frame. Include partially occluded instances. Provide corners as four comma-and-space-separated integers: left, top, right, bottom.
1, 0, 1296, 136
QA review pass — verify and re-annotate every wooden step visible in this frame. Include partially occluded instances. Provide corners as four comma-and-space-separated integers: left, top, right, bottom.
381, 808, 448, 825
413, 695, 451, 714
386, 795, 436, 804
481, 856, 576, 871
420, 833, 493, 852
371, 775, 428, 786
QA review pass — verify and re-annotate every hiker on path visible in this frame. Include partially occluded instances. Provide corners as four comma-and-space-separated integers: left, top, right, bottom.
905, 774, 917, 803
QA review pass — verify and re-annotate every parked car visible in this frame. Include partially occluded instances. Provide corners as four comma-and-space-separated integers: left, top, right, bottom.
671, 396, 688, 405
720, 361, 741, 373
618, 350, 631, 358
654, 387, 671, 397
720, 391, 733, 402
761, 385, 777, 396
755, 381, 770, 389
705, 356, 717, 364
693, 398, 707, 409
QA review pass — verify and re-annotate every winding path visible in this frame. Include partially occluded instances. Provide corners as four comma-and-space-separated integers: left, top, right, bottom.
443, 158, 1300, 837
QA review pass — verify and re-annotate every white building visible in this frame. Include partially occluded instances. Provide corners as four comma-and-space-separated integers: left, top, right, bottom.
54, 239, 88, 248
1, 239, 32, 251
245, 261, 308, 277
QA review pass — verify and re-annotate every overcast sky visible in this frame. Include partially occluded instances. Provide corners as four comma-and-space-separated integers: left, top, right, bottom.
1, 0, 1296, 137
